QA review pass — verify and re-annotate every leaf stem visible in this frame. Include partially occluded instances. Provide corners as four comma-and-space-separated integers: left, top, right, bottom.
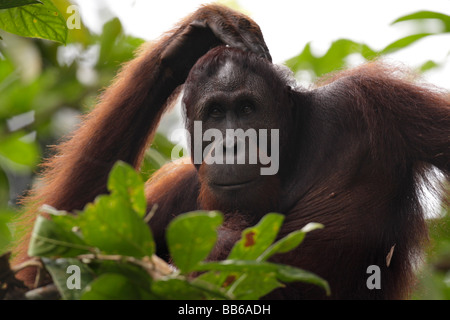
76, 253, 173, 280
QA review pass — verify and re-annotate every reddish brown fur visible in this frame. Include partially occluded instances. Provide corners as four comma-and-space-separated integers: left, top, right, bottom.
12, 3, 265, 285
11, 5, 449, 300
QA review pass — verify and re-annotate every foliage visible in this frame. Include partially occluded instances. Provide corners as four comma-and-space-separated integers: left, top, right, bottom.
413, 205, 450, 300
287, 10, 450, 80
386, 11, 450, 55
285, 39, 378, 80
24, 161, 328, 300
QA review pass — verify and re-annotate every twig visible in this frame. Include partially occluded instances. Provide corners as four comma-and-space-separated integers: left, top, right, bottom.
11, 258, 43, 274
25, 284, 60, 300
77, 253, 173, 280
144, 204, 158, 224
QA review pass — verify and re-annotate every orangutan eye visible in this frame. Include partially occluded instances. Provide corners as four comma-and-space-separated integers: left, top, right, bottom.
208, 105, 224, 118
240, 102, 254, 115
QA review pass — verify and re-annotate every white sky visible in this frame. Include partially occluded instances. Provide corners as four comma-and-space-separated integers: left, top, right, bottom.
73, 0, 450, 88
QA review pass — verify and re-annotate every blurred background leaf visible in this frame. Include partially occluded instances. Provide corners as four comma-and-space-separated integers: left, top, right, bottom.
413, 205, 450, 300
391, 11, 450, 31
286, 39, 378, 81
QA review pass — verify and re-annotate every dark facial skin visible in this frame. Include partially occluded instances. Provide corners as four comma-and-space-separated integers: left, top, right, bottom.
186, 60, 282, 214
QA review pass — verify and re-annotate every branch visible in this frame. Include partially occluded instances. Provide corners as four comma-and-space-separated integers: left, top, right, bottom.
77, 253, 173, 280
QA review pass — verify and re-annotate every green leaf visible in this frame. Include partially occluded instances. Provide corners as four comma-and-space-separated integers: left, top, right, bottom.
79, 194, 154, 258
75, 160, 154, 258
259, 222, 324, 261
381, 33, 434, 55
192, 213, 296, 298
392, 11, 450, 32
42, 258, 95, 300
31, 161, 154, 259
285, 39, 377, 79
0, 208, 14, 253
276, 264, 330, 296
80, 262, 158, 300
167, 211, 223, 273
196, 260, 330, 296
227, 213, 284, 260
228, 272, 283, 300
28, 215, 91, 257
151, 277, 229, 300
141, 133, 179, 181
0, 170, 9, 207
0, 132, 39, 171
418, 60, 440, 73
0, 0, 42, 9
261, 231, 306, 259
141, 148, 167, 181
152, 132, 178, 159
192, 269, 231, 292
98, 17, 123, 64
91, 259, 153, 287
107, 161, 146, 217
0, 0, 67, 44
81, 273, 143, 300
196, 219, 323, 299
